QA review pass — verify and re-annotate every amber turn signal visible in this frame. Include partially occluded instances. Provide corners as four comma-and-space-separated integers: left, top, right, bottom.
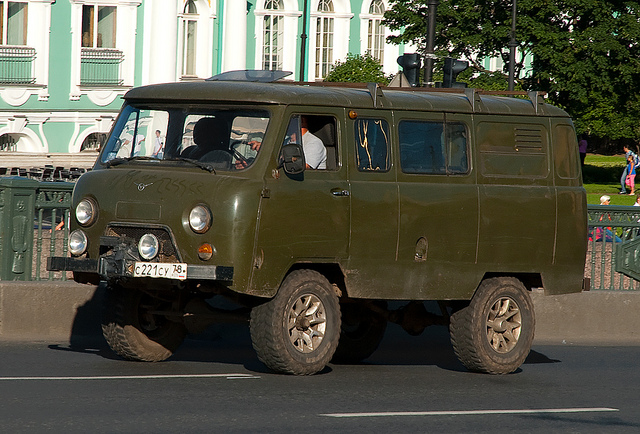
198, 243, 213, 261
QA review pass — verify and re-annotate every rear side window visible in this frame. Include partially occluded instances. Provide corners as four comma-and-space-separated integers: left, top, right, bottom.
554, 124, 580, 179
398, 120, 469, 174
354, 118, 390, 172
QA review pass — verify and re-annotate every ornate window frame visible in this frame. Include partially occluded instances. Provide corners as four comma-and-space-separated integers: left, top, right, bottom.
359, 0, 398, 76
254, 0, 299, 76
0, 0, 55, 107
177, 0, 214, 80
69, 0, 141, 106
308, 0, 352, 81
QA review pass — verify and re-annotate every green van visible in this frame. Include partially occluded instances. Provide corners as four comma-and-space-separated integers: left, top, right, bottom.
49, 72, 587, 375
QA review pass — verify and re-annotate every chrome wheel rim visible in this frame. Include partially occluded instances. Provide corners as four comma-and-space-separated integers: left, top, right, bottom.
287, 294, 327, 353
485, 297, 522, 353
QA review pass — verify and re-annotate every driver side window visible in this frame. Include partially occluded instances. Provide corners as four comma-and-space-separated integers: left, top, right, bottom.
282, 114, 337, 170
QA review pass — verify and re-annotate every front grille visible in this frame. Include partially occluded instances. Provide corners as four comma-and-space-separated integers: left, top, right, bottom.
104, 225, 180, 262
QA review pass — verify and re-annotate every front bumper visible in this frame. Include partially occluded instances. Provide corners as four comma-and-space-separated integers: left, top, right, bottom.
47, 256, 234, 281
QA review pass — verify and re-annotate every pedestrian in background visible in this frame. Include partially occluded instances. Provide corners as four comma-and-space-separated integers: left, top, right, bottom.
620, 145, 638, 194
578, 135, 588, 166
627, 155, 637, 195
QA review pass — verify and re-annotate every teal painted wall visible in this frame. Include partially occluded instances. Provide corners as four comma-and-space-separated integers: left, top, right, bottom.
246, 1, 256, 70
42, 122, 75, 153
349, 0, 362, 55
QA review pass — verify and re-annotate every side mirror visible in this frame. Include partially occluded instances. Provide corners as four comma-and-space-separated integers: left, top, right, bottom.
279, 144, 306, 175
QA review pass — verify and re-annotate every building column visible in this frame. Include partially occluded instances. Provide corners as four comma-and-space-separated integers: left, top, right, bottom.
222, 1, 247, 72
143, 0, 179, 84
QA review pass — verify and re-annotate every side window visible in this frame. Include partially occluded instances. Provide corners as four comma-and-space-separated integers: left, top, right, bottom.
354, 118, 390, 172
399, 120, 469, 175
554, 124, 580, 179
230, 115, 269, 170
399, 120, 445, 174
446, 123, 469, 173
111, 110, 166, 159
282, 114, 337, 170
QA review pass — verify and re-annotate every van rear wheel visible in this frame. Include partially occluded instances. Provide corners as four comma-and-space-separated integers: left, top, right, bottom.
250, 270, 341, 375
449, 277, 534, 374
332, 301, 387, 364
102, 285, 187, 362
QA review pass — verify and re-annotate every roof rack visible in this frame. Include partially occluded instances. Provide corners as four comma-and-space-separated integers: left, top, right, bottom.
203, 70, 547, 113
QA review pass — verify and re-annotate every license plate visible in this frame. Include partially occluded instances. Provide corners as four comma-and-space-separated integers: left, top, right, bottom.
133, 262, 187, 280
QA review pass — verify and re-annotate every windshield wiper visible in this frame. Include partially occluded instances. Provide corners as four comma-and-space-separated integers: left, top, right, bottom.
103, 157, 129, 168
169, 157, 216, 173
103, 156, 159, 168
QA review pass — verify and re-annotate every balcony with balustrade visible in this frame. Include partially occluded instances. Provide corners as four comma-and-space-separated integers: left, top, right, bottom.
0, 46, 36, 85
80, 48, 124, 86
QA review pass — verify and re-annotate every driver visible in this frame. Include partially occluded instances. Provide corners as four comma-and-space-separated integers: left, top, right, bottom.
232, 132, 263, 169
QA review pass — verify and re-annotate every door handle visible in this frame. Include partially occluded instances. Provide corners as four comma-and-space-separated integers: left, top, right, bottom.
331, 188, 350, 197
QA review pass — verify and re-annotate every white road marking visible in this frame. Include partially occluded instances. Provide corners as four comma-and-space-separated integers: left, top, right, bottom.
322, 408, 619, 418
0, 373, 260, 381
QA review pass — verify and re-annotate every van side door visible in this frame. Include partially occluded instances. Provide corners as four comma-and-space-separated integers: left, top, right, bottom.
395, 112, 480, 300
344, 112, 399, 298
249, 108, 349, 296
475, 117, 556, 274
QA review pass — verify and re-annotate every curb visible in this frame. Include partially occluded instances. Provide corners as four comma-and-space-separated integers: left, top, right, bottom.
1, 282, 639, 345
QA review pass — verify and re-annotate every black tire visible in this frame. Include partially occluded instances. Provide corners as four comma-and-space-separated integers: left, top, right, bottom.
332, 301, 387, 364
250, 270, 341, 375
102, 285, 187, 362
449, 277, 535, 374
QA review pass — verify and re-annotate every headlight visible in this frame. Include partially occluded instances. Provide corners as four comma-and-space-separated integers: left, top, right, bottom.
76, 198, 97, 226
138, 233, 159, 260
69, 230, 88, 256
189, 205, 212, 234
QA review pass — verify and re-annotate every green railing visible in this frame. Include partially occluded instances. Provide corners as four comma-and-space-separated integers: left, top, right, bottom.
0, 46, 36, 85
0, 177, 73, 281
587, 204, 640, 290
80, 48, 124, 86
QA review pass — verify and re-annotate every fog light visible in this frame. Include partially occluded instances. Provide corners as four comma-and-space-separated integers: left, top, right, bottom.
69, 230, 88, 256
198, 243, 213, 261
138, 233, 159, 260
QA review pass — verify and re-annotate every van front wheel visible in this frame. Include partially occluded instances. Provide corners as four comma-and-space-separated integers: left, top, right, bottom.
250, 270, 341, 375
449, 277, 534, 374
102, 285, 187, 362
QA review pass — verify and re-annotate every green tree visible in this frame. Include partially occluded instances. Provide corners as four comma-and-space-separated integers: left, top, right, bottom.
384, 1, 640, 141
324, 53, 390, 84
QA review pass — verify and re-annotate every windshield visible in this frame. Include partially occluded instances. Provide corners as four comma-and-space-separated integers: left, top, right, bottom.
101, 104, 270, 171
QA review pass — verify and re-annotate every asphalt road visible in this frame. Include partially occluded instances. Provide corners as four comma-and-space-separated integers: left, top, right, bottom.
1, 324, 639, 433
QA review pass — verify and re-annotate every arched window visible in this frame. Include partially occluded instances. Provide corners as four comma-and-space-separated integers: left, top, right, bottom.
80, 132, 107, 152
315, 0, 334, 79
0, 133, 18, 151
367, 0, 385, 62
181, 0, 198, 76
262, 0, 284, 70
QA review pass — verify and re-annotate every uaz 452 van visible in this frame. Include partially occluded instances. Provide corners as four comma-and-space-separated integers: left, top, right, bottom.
50, 71, 587, 375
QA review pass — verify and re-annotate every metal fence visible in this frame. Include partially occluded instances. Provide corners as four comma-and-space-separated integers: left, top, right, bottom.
587, 204, 640, 290
1, 176, 639, 288
0, 177, 73, 281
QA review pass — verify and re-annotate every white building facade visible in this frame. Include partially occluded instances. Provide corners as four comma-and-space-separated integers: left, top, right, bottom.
0, 0, 415, 155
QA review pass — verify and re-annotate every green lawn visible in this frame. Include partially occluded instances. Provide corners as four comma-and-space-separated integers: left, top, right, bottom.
583, 154, 637, 205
